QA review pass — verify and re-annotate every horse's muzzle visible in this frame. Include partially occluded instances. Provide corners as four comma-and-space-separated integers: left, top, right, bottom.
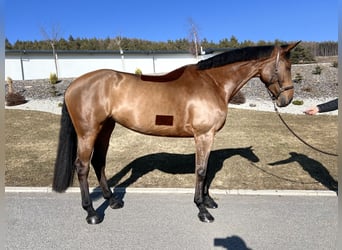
276, 94, 293, 107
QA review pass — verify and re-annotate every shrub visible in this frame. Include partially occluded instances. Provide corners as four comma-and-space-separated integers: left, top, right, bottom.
6, 76, 14, 94
332, 61, 338, 68
7, 76, 13, 83
135, 68, 142, 75
312, 66, 322, 75
302, 86, 312, 93
49, 72, 58, 84
292, 100, 304, 105
293, 73, 303, 83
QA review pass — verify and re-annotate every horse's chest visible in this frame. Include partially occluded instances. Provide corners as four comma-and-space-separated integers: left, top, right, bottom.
189, 101, 227, 130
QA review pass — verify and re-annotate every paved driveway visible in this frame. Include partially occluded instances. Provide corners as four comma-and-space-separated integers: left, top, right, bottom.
6, 191, 337, 249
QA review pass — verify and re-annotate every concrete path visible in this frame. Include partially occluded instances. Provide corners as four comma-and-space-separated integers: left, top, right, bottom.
6, 191, 337, 249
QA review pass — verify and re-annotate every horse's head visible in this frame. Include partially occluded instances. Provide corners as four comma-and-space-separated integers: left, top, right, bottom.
259, 42, 300, 107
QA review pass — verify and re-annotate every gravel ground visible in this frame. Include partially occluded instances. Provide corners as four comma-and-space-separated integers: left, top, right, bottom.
5, 63, 338, 115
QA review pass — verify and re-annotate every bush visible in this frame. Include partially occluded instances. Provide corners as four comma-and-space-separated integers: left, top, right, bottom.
7, 76, 13, 83
332, 61, 338, 68
293, 73, 303, 83
312, 66, 322, 75
135, 68, 142, 75
292, 100, 304, 105
302, 86, 312, 93
49, 73, 58, 84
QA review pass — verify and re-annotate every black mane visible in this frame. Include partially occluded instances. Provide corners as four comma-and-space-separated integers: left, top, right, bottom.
197, 45, 275, 70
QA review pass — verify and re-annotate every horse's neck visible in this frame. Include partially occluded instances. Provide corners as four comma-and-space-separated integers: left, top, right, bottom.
208, 61, 261, 103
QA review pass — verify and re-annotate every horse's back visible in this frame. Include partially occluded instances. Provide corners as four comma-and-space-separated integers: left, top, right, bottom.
140, 66, 188, 82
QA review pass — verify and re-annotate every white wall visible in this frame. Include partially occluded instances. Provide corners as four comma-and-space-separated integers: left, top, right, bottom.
5, 51, 205, 80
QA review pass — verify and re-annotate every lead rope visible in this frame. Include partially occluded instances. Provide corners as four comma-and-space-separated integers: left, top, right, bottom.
271, 100, 338, 157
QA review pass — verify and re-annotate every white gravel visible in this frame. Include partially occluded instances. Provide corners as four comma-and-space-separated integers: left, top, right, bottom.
5, 97, 338, 116
229, 97, 338, 115
5, 98, 64, 115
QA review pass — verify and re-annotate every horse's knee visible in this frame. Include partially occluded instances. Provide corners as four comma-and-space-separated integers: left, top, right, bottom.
196, 167, 206, 178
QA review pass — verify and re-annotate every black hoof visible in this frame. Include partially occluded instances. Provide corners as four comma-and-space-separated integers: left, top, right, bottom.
86, 214, 103, 225
109, 198, 124, 209
198, 211, 215, 223
197, 204, 215, 223
204, 196, 218, 209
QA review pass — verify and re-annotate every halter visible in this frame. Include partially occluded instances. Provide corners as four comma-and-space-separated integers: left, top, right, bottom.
266, 51, 294, 100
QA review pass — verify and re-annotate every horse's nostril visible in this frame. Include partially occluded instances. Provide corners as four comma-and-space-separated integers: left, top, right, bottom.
277, 95, 292, 107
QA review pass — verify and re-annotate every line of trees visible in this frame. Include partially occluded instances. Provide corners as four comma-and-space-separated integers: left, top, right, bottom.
6, 36, 338, 55
301, 41, 338, 57
5, 36, 338, 63
4, 35, 251, 51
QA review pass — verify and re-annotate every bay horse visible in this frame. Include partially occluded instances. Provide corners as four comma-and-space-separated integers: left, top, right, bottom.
53, 42, 300, 224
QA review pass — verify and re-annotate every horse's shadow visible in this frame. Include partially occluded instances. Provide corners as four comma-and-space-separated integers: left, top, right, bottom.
91, 147, 260, 216
214, 235, 252, 250
269, 152, 338, 194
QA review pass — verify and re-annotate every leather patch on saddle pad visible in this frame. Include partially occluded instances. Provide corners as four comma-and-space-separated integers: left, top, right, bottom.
155, 115, 174, 126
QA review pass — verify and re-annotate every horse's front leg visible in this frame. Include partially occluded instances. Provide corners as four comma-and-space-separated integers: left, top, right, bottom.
203, 179, 218, 209
194, 131, 215, 223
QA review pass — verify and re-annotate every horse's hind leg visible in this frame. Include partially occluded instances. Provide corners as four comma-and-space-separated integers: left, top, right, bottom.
75, 135, 102, 224
92, 118, 124, 209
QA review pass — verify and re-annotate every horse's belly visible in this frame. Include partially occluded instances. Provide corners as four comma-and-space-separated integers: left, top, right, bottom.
115, 111, 193, 137
113, 107, 227, 138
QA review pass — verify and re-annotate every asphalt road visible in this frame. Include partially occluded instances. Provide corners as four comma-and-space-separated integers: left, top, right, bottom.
6, 191, 337, 250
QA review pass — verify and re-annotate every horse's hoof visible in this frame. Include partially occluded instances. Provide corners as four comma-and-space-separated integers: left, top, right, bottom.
109, 199, 124, 209
86, 214, 103, 225
198, 212, 215, 223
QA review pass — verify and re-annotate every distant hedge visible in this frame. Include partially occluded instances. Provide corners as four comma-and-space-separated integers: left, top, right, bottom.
6, 36, 337, 64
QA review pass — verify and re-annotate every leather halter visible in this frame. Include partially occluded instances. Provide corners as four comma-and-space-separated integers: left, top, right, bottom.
266, 51, 294, 100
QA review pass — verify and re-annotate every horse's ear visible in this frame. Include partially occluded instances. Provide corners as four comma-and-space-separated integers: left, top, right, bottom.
283, 41, 301, 52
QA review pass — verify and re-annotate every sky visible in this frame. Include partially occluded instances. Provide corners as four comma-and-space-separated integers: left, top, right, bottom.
5, 0, 338, 44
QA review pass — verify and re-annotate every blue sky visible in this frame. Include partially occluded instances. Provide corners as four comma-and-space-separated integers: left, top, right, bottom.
5, 0, 337, 44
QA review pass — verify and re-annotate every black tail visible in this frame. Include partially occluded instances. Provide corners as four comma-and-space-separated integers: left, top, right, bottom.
52, 102, 77, 192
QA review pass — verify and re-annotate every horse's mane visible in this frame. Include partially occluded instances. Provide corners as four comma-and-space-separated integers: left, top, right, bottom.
197, 45, 275, 70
